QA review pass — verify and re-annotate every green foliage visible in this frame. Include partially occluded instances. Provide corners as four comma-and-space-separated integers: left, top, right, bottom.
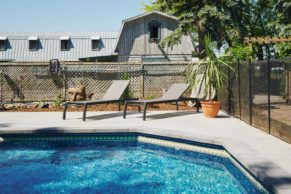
53, 94, 63, 108
143, 0, 290, 59
268, 0, 291, 37
141, 0, 164, 12
52, 76, 63, 89
143, 0, 250, 57
36, 100, 44, 108
121, 72, 130, 81
159, 28, 183, 48
275, 43, 291, 58
121, 72, 133, 99
145, 96, 154, 100
227, 45, 251, 61
187, 36, 234, 99
280, 73, 286, 99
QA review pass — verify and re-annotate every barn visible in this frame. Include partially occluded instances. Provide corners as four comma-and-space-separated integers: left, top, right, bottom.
0, 11, 195, 62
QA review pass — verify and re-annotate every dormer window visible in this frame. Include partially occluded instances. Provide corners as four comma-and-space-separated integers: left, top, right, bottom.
0, 37, 7, 51
28, 37, 38, 51
148, 20, 161, 42
60, 36, 70, 51
91, 36, 100, 50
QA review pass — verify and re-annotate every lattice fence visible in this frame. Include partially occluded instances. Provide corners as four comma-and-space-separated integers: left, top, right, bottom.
0, 61, 193, 102
64, 63, 142, 99
0, 63, 63, 101
143, 62, 190, 98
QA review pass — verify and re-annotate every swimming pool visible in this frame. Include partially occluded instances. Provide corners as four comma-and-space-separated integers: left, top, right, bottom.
0, 134, 268, 193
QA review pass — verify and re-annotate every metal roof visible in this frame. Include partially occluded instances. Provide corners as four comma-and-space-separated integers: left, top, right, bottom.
0, 32, 118, 61
122, 11, 178, 23
0, 11, 180, 62
0, 32, 118, 39
28, 36, 39, 40
60, 36, 70, 40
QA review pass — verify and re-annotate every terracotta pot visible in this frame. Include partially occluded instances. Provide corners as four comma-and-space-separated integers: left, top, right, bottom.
201, 101, 221, 118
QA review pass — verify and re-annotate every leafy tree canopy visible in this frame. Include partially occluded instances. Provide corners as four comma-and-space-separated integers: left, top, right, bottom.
142, 0, 291, 59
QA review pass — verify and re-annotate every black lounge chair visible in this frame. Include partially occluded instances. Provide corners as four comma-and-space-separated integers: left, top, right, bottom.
123, 83, 200, 120
63, 80, 130, 121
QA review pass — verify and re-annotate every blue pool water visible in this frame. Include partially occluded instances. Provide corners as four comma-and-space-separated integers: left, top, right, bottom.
0, 138, 266, 194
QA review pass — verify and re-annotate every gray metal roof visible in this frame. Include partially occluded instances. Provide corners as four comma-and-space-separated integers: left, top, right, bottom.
0, 32, 118, 39
122, 11, 178, 23
0, 32, 118, 61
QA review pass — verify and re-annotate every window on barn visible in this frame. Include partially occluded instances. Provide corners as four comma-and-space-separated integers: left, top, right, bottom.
61, 40, 69, 50
28, 37, 38, 51
0, 37, 7, 51
60, 36, 70, 51
148, 20, 161, 42
91, 36, 100, 50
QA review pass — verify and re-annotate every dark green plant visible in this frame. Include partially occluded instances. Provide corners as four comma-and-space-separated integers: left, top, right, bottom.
37, 100, 44, 108
186, 36, 234, 100
53, 94, 63, 108
276, 70, 287, 99
145, 96, 154, 100
275, 43, 291, 58
52, 76, 63, 89
227, 45, 251, 61
143, 0, 290, 59
121, 72, 133, 99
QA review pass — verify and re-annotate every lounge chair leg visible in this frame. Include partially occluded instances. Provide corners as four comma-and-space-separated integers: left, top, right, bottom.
138, 105, 141, 113
118, 101, 121, 111
63, 103, 67, 120
196, 100, 200, 112
143, 103, 148, 121
123, 102, 128, 119
83, 104, 88, 121
176, 101, 179, 111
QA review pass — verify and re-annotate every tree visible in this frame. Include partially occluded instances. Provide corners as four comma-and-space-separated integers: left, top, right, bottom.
143, 0, 251, 57
142, 0, 290, 59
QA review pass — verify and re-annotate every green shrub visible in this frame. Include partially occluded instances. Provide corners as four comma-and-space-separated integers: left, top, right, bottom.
121, 72, 133, 99
145, 96, 154, 100
53, 94, 63, 108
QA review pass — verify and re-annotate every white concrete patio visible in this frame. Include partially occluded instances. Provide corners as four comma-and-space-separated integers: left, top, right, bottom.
1, 110, 291, 193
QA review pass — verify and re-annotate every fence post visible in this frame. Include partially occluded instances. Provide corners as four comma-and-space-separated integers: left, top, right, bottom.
238, 59, 241, 119
63, 65, 67, 101
0, 70, 2, 104
227, 66, 231, 114
248, 58, 253, 125
287, 66, 290, 104
267, 47, 271, 134
141, 62, 145, 98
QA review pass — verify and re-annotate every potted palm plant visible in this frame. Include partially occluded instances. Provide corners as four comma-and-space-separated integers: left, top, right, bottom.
187, 37, 234, 117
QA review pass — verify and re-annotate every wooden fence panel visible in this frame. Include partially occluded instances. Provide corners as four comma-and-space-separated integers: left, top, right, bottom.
0, 62, 193, 102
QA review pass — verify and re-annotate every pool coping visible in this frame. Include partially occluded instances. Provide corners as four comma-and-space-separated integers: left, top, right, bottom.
1, 126, 291, 194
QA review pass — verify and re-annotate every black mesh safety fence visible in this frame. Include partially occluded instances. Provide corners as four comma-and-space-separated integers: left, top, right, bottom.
221, 59, 291, 143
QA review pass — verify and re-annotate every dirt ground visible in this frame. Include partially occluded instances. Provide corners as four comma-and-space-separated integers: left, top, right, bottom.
3, 102, 196, 112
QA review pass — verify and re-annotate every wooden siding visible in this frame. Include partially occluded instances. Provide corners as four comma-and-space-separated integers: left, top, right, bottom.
116, 13, 194, 62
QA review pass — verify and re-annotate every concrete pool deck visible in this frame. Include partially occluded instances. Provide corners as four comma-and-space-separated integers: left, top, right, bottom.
1, 110, 291, 193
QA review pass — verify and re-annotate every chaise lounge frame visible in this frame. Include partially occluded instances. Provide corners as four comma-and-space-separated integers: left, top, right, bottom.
123, 83, 200, 121
63, 80, 130, 121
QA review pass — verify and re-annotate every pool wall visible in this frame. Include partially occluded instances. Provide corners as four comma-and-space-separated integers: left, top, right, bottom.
0, 132, 269, 193
1, 126, 290, 193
